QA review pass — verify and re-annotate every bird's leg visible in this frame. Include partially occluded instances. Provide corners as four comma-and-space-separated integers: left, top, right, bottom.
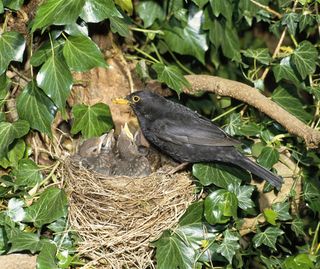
168, 162, 189, 174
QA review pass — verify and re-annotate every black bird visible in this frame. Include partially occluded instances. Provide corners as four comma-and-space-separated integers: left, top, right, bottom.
114, 91, 283, 190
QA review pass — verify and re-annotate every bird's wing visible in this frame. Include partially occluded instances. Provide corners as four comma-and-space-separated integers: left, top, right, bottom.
152, 118, 239, 147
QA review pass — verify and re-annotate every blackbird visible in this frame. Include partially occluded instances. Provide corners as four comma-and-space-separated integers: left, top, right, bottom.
113, 91, 283, 190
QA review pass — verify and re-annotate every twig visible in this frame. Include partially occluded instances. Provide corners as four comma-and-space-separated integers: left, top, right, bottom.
183, 75, 320, 148
249, 0, 282, 19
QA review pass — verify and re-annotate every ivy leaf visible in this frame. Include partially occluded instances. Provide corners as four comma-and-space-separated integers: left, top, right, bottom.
0, 120, 30, 159
8, 230, 42, 254
273, 56, 301, 86
231, 185, 255, 210
291, 41, 318, 79
153, 231, 196, 269
263, 208, 278, 225
163, 25, 208, 64
242, 48, 271, 65
272, 86, 312, 123
13, 159, 42, 190
114, 0, 133, 15
71, 103, 113, 138
3, 0, 24, 10
221, 26, 241, 62
152, 63, 190, 94
136, 1, 165, 28
281, 13, 299, 35
37, 241, 58, 269
32, 0, 86, 31
192, 0, 209, 8
283, 253, 314, 269
291, 218, 305, 237
179, 201, 204, 226
192, 163, 247, 188
257, 147, 279, 169
204, 189, 238, 224
64, 22, 89, 37
36, 54, 73, 109
0, 31, 26, 75
109, 16, 130, 37
209, 0, 233, 22
299, 14, 314, 33
63, 35, 107, 71
216, 229, 240, 264
0, 74, 11, 108
16, 81, 57, 135
80, 0, 121, 23
6, 198, 25, 222
253, 227, 284, 250
0, 139, 25, 169
24, 187, 68, 228
272, 202, 292, 221
30, 40, 64, 67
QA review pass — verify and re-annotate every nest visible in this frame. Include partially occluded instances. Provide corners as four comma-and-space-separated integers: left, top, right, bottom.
60, 158, 195, 269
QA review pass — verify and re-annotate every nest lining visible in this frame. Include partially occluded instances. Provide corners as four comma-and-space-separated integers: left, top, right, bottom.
60, 158, 195, 269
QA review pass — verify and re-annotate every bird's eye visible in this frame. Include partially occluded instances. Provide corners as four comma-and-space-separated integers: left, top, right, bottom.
132, 96, 140, 103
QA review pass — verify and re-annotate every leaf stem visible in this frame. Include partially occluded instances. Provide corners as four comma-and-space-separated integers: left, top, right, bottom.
130, 27, 164, 35
211, 103, 244, 122
133, 46, 160, 63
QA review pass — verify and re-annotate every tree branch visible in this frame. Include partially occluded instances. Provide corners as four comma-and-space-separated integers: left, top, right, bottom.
183, 75, 320, 148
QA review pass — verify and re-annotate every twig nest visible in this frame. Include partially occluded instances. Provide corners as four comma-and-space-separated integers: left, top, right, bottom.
61, 158, 195, 268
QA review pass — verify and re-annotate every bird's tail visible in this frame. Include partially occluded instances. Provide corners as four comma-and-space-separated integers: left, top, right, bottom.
233, 152, 283, 190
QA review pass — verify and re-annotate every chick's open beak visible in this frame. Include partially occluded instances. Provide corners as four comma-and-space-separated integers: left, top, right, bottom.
112, 98, 130, 105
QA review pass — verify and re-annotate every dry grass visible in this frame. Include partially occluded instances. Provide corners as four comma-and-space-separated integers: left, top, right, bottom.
58, 158, 195, 269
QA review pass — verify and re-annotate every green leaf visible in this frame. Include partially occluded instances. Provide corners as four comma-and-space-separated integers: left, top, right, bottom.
0, 31, 26, 75
273, 56, 301, 86
0, 120, 29, 159
37, 241, 58, 269
231, 185, 255, 210
299, 14, 314, 32
32, 0, 86, 31
136, 1, 165, 28
216, 229, 240, 264
63, 35, 107, 71
192, 0, 209, 8
209, 0, 233, 22
71, 103, 113, 138
272, 202, 292, 221
13, 159, 42, 189
221, 26, 241, 62
16, 81, 57, 135
9, 230, 42, 254
109, 16, 130, 37
204, 189, 238, 224
36, 54, 73, 109
0, 139, 26, 168
3, 0, 24, 10
152, 63, 190, 94
283, 253, 314, 269
153, 231, 196, 269
253, 227, 284, 250
64, 22, 89, 37
281, 13, 299, 35
291, 218, 305, 237
192, 163, 246, 188
257, 146, 279, 169
272, 86, 312, 123
163, 26, 208, 64
24, 187, 68, 228
0, 74, 11, 108
114, 0, 133, 15
80, 0, 121, 23
263, 208, 278, 225
179, 201, 204, 226
242, 48, 271, 65
291, 41, 318, 79
6, 198, 25, 222
30, 40, 64, 67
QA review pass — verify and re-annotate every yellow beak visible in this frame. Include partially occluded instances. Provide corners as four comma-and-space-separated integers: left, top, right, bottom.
112, 98, 130, 105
